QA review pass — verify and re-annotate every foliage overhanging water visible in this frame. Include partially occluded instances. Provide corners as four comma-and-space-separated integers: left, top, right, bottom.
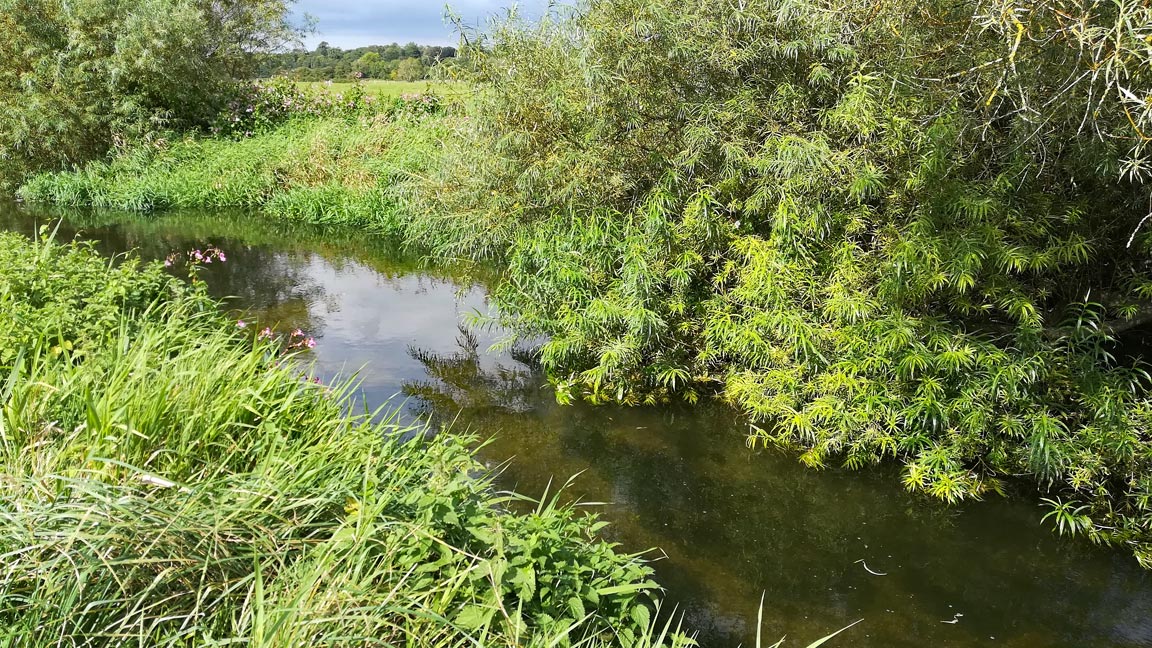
4, 202, 1151, 648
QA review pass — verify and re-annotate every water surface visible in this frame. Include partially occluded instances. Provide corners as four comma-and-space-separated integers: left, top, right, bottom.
4, 203, 1151, 647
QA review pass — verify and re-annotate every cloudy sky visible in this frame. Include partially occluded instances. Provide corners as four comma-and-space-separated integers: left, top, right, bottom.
293, 0, 548, 48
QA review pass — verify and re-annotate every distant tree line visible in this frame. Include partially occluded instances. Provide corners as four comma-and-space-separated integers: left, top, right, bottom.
256, 42, 458, 82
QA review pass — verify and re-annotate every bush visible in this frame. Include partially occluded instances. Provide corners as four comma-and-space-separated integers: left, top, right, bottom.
209, 78, 439, 138
0, 0, 302, 189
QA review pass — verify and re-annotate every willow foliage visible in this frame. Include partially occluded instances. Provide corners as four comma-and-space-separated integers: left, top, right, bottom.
0, 0, 302, 189
408, 0, 1152, 565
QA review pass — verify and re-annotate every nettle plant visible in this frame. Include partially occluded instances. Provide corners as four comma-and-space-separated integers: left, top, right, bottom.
412, 0, 1152, 565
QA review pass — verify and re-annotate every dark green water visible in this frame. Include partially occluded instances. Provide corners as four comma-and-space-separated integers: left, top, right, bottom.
4, 203, 1152, 647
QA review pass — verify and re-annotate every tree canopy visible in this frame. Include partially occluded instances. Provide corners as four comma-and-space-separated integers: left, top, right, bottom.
0, 0, 303, 189
257, 42, 455, 81
406, 0, 1152, 565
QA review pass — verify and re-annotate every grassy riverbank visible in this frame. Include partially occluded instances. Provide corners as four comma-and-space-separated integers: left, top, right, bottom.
18, 111, 439, 233
0, 231, 687, 647
15, 0, 1152, 570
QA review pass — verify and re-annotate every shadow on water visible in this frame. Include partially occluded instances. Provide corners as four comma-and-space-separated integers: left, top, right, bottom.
3, 201, 1152, 647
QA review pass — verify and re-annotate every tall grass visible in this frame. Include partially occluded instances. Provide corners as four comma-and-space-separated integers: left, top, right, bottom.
292, 79, 464, 99
0, 232, 686, 647
18, 112, 444, 235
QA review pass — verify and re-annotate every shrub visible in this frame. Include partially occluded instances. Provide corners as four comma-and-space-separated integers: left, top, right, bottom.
0, 0, 303, 189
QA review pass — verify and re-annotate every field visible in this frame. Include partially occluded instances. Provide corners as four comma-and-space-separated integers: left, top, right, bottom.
293, 79, 463, 98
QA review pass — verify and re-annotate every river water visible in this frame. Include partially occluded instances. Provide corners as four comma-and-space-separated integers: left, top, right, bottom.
4, 203, 1152, 647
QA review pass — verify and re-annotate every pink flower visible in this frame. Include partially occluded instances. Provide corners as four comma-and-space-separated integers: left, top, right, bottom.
291, 328, 303, 337
259, 327, 273, 340
237, 320, 247, 328
305, 337, 317, 349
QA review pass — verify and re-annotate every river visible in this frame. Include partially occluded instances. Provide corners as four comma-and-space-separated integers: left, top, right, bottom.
4, 203, 1151, 647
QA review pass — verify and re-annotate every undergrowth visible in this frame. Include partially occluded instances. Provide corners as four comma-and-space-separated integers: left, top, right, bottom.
19, 0, 1152, 570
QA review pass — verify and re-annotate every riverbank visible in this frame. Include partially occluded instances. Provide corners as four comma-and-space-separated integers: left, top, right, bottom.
20, 83, 1152, 572
0, 231, 682, 647
17, 108, 439, 234
16, 0, 1152, 572
5, 204, 1151, 647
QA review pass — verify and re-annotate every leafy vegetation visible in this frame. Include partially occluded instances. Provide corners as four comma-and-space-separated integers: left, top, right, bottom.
19, 89, 444, 231
295, 79, 463, 99
257, 41, 457, 81
400, 0, 1152, 567
0, 0, 304, 190
0, 231, 689, 647
17, 0, 1152, 568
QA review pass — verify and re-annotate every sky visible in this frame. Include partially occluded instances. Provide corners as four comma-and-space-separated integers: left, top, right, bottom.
292, 0, 548, 49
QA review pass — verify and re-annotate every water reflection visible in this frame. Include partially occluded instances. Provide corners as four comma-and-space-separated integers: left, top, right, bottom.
404, 331, 1152, 647
2, 202, 1151, 647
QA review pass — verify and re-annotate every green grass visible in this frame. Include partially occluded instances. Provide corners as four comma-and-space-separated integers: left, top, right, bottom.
0, 231, 693, 647
0, 229, 855, 648
294, 79, 465, 99
18, 113, 445, 234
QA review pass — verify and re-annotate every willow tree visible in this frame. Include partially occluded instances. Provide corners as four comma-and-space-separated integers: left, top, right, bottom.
409, 0, 1152, 565
0, 0, 304, 189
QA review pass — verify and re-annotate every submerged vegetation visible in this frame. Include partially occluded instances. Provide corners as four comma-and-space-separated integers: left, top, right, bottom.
13, 0, 1152, 572
0, 231, 685, 646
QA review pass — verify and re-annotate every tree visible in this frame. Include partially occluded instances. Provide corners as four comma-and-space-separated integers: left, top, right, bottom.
0, 0, 305, 188
353, 51, 384, 78
410, 0, 1152, 566
395, 58, 427, 82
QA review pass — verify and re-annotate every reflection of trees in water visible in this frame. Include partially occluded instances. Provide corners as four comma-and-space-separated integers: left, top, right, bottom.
400, 331, 1152, 648
403, 326, 540, 425
12, 203, 1149, 648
